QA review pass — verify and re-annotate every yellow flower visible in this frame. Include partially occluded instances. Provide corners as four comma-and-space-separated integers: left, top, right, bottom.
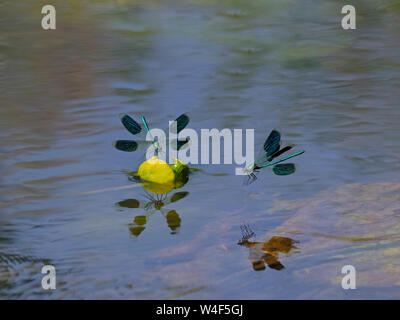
138, 156, 175, 185
137, 156, 189, 194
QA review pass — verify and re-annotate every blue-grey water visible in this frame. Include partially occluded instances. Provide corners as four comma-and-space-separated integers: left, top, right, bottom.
1, 0, 400, 299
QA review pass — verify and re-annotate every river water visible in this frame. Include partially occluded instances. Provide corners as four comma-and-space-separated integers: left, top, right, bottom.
1, 0, 400, 299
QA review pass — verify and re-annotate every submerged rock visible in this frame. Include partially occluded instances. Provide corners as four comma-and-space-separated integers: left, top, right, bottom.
268, 182, 400, 292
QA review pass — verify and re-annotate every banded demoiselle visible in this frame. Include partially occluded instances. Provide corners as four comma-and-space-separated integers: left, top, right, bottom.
243, 129, 304, 185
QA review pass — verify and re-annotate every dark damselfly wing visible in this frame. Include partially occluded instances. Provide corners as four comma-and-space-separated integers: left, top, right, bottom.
169, 113, 190, 150
264, 130, 281, 158
115, 113, 190, 154
255, 130, 294, 167
115, 114, 155, 153
170, 137, 191, 151
169, 113, 190, 134
272, 163, 296, 176
254, 129, 281, 166
114, 140, 138, 152
120, 114, 142, 135
176, 138, 190, 150
268, 145, 293, 161
175, 113, 190, 134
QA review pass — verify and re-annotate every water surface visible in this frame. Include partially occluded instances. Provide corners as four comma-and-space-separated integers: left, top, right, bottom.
1, 0, 400, 299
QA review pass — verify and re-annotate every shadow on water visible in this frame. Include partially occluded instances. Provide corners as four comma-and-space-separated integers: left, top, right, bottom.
238, 224, 299, 271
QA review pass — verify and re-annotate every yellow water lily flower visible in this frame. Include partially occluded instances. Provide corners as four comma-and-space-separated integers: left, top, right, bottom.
137, 156, 190, 194
138, 156, 175, 185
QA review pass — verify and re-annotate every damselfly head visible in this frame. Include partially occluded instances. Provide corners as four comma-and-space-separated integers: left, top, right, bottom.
241, 164, 254, 177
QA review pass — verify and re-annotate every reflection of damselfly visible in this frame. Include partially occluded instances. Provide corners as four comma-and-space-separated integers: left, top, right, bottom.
113, 113, 190, 157
118, 191, 189, 211
117, 191, 189, 236
243, 129, 305, 185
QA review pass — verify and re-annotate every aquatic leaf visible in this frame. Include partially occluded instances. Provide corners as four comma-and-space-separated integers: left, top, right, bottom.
273, 163, 295, 175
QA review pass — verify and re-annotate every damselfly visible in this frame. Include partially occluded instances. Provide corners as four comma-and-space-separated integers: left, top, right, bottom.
113, 113, 190, 156
243, 129, 304, 185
